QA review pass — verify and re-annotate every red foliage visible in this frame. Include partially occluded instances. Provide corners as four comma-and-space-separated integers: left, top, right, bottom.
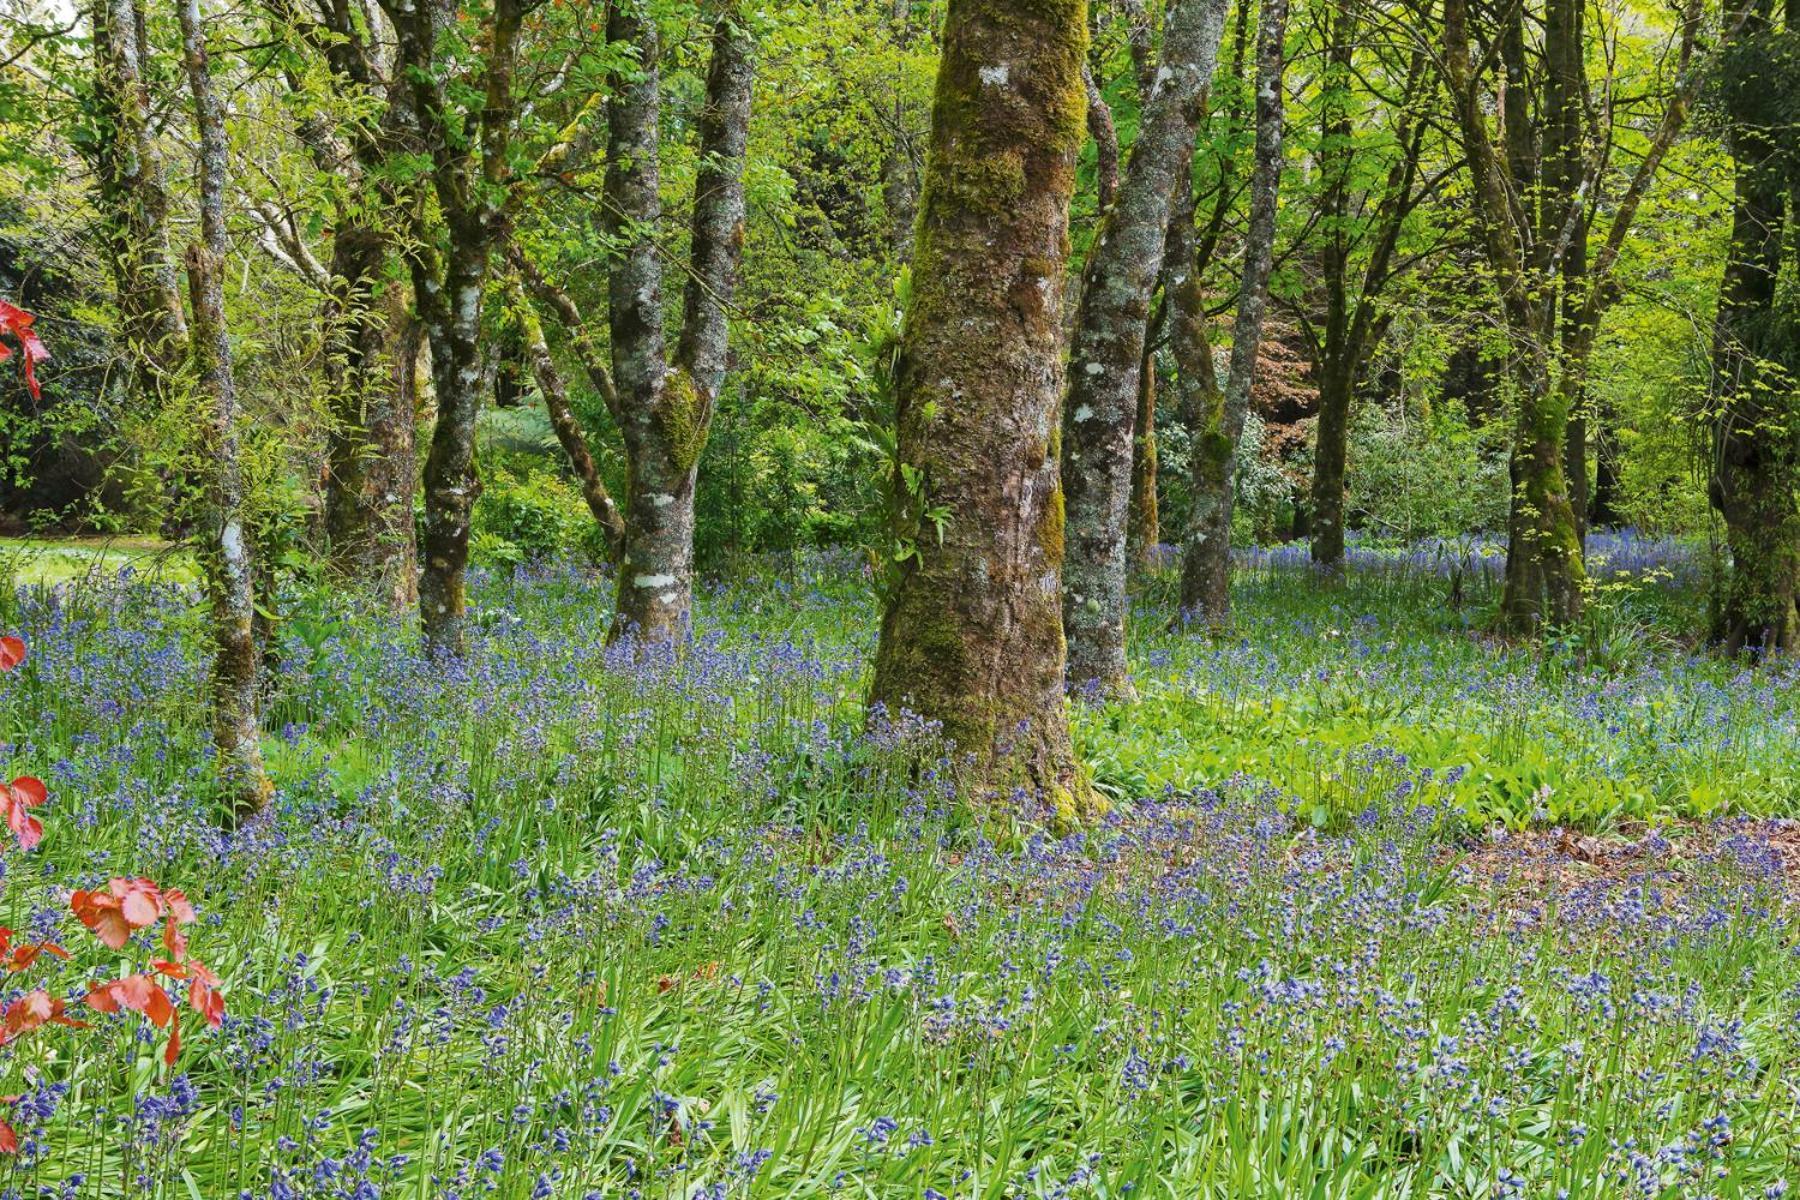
0, 632, 226, 1144
1, 778, 45, 852
70, 878, 191, 951
0, 301, 49, 402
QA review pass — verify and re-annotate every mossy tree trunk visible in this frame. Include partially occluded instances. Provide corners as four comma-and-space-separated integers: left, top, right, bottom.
1063, 0, 1230, 697
179, 0, 270, 819
1179, 0, 1287, 625
1708, 0, 1798, 656
868, 0, 1097, 818
603, 0, 755, 644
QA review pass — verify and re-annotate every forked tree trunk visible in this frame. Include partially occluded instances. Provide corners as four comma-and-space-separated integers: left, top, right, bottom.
604, 0, 754, 644
323, 224, 419, 611
868, 0, 1096, 819
380, 0, 523, 654
1179, 0, 1287, 625
178, 0, 269, 818
1063, 0, 1230, 696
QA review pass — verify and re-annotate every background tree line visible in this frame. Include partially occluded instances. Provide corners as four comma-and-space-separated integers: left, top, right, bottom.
0, 0, 1793, 810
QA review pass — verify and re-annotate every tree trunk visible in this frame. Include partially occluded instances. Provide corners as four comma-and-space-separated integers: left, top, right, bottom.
322, 225, 419, 611
90, 0, 188, 388
1309, 356, 1353, 565
512, 283, 627, 557
868, 0, 1095, 818
1708, 0, 1796, 655
382, 0, 524, 654
1179, 0, 1287, 625
1063, 0, 1229, 696
178, 0, 270, 819
1127, 335, 1159, 567
605, 0, 755, 644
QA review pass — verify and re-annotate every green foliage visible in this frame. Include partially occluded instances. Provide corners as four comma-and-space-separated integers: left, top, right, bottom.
472, 454, 606, 567
1343, 399, 1510, 541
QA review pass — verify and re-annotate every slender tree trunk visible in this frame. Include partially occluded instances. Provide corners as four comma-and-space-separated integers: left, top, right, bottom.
1179, 0, 1287, 624
178, 0, 269, 818
512, 283, 627, 557
91, 0, 188, 386
1127, 335, 1159, 566
1589, 410, 1622, 527
605, 1, 754, 644
322, 225, 419, 610
1064, 0, 1229, 696
883, 0, 919, 262
868, 0, 1095, 818
1084, 66, 1120, 214
1708, 0, 1795, 655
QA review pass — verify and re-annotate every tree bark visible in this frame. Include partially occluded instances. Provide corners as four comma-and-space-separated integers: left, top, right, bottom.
90, 0, 188, 387
867, 0, 1095, 819
1179, 0, 1287, 625
178, 0, 270, 818
1063, 0, 1230, 696
322, 225, 419, 610
605, 0, 755, 644
1708, 0, 1796, 655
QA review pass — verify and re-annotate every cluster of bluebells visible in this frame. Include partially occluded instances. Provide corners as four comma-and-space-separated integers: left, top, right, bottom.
0, 556, 1792, 1197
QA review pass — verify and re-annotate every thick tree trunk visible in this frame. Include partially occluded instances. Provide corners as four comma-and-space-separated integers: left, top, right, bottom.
1708, 0, 1795, 655
868, 0, 1095, 818
91, 0, 188, 383
179, 0, 269, 818
322, 225, 419, 610
416, 244, 489, 653
606, 1, 754, 644
1063, 0, 1229, 696
1179, 0, 1287, 625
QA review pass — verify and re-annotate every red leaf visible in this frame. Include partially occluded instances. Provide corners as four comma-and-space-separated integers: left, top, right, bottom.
72, 878, 174, 948
7, 941, 67, 972
0, 1117, 15, 1154
0, 300, 49, 402
1, 989, 85, 1044
0, 636, 23, 672
2, 778, 46, 851
85, 974, 174, 1027
163, 1018, 181, 1066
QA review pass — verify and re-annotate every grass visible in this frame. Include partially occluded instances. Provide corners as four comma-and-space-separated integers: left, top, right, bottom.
0, 537, 197, 587
0, 541, 1794, 1198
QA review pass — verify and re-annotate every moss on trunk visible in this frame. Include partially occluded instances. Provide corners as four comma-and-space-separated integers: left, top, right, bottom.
869, 0, 1098, 819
